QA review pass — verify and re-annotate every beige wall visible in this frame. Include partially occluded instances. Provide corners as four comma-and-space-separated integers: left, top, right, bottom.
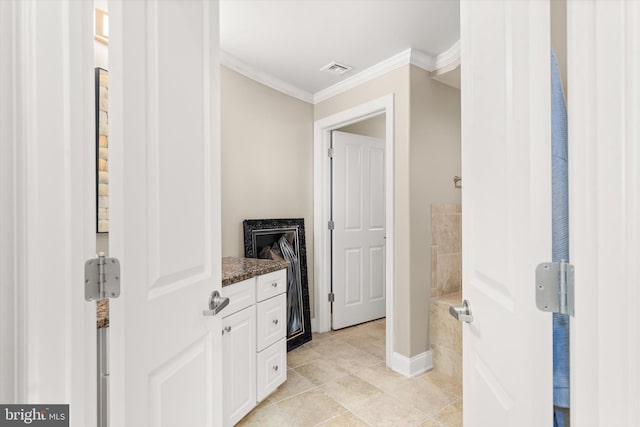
220, 66, 315, 310
316, 65, 415, 356
551, 0, 567, 96
338, 114, 386, 139
97, 234, 109, 254
409, 65, 461, 353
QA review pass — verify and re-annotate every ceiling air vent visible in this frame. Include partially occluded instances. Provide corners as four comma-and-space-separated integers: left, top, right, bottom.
320, 61, 353, 75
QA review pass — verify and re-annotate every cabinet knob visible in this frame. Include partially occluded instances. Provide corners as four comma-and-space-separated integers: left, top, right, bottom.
272, 319, 279, 325
271, 282, 278, 288
272, 365, 279, 372
222, 326, 232, 335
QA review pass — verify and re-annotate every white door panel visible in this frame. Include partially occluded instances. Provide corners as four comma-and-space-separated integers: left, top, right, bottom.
461, 1, 552, 425
369, 148, 385, 230
333, 131, 385, 329
110, 1, 223, 426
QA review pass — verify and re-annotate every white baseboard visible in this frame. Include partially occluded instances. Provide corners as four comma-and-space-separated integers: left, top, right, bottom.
389, 349, 433, 378
311, 317, 319, 333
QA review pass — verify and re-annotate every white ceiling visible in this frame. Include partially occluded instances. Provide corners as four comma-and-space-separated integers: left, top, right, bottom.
220, 0, 460, 101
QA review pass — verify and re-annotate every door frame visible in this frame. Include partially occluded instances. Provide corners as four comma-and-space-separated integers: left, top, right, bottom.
313, 94, 394, 366
1, 0, 96, 421
568, 1, 640, 423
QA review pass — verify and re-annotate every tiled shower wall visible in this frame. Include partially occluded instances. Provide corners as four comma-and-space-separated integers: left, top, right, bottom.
430, 292, 462, 381
430, 203, 462, 381
431, 203, 462, 297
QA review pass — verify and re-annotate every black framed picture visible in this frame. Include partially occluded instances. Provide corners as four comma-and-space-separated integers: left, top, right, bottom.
243, 218, 312, 351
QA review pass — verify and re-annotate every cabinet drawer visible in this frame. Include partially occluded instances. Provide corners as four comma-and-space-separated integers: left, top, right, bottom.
256, 338, 286, 402
221, 278, 255, 317
256, 293, 287, 352
256, 269, 286, 302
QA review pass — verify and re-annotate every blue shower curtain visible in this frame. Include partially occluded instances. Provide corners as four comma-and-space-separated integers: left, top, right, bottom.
551, 50, 569, 427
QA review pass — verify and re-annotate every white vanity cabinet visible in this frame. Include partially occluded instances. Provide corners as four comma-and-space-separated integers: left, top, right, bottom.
220, 267, 287, 426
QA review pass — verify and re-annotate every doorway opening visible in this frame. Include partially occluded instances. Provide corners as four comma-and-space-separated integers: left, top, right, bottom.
313, 94, 395, 369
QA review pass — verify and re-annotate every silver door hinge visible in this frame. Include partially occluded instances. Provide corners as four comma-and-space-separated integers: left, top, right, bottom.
328, 147, 334, 158
328, 220, 335, 230
85, 253, 121, 301
535, 260, 574, 316
328, 292, 335, 303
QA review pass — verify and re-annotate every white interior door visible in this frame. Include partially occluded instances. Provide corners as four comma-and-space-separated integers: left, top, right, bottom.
109, 1, 224, 426
461, 1, 552, 426
332, 131, 386, 329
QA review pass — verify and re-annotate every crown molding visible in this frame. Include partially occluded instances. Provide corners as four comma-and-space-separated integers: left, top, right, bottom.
409, 49, 437, 72
220, 40, 461, 105
410, 40, 460, 74
434, 39, 461, 71
313, 48, 413, 104
220, 51, 314, 104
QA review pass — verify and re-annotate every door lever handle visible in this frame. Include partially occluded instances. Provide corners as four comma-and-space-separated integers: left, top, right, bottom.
203, 291, 229, 316
449, 300, 474, 323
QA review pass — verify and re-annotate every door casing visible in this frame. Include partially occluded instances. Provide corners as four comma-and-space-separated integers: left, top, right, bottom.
568, 1, 640, 423
313, 94, 395, 368
1, 0, 96, 422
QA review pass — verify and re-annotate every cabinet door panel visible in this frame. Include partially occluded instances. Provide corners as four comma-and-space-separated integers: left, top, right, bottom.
222, 306, 256, 426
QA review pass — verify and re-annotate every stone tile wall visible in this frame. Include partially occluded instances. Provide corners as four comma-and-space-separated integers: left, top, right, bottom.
97, 69, 109, 233
431, 203, 462, 297
430, 204, 462, 382
430, 292, 462, 382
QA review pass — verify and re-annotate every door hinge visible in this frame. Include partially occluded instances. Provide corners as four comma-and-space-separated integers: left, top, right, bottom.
85, 253, 121, 301
328, 147, 334, 158
328, 292, 335, 303
328, 220, 335, 230
535, 260, 574, 316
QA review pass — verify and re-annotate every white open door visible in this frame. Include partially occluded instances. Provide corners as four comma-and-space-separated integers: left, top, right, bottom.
461, 1, 553, 426
332, 131, 386, 330
109, 1, 224, 426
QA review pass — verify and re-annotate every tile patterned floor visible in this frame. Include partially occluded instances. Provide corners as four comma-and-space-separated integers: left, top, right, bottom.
238, 319, 462, 427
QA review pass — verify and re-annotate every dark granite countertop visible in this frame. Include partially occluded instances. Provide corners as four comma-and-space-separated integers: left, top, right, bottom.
222, 256, 288, 287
